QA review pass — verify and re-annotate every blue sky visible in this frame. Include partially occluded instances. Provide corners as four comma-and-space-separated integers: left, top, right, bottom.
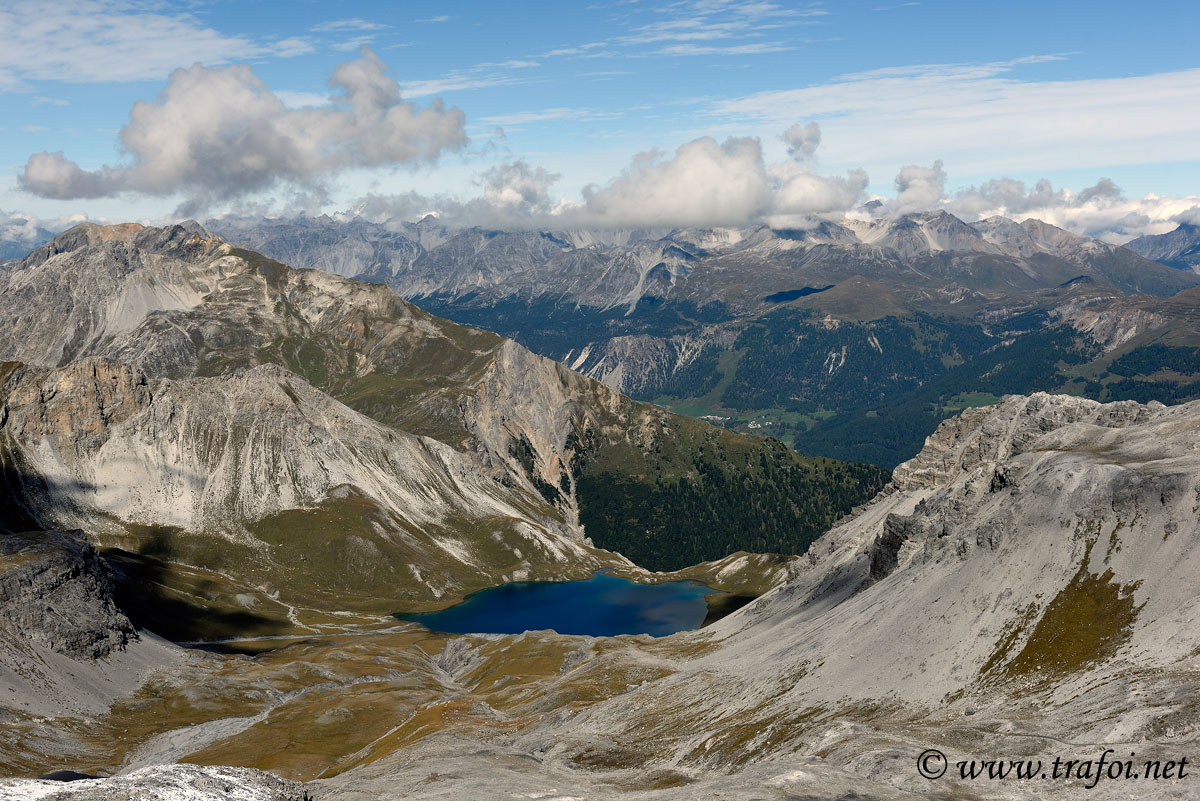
2, 0, 1199, 239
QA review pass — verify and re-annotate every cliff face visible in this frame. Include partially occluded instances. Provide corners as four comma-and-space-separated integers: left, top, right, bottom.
0, 530, 179, 719
0, 530, 134, 660
0, 357, 619, 610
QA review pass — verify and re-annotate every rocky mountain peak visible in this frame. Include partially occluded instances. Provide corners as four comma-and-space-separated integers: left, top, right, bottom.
20, 220, 224, 273
1124, 219, 1200, 272
890, 391, 1160, 492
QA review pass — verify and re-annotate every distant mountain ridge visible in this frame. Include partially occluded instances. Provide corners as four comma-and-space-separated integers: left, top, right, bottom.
1125, 221, 1200, 272
214, 210, 1199, 308
210, 212, 1200, 469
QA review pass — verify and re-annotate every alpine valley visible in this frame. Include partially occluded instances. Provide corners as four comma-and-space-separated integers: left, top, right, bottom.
214, 211, 1200, 468
2, 218, 1200, 801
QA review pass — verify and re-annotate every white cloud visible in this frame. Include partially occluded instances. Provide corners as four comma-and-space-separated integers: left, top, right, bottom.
658, 42, 792, 56
349, 160, 560, 228
768, 163, 868, 227
0, 0, 308, 88
479, 161, 561, 219
352, 126, 868, 231
622, 0, 821, 45
400, 70, 526, 98
940, 175, 1200, 243
782, 121, 820, 161
893, 160, 946, 214
0, 208, 50, 247
577, 136, 772, 227
477, 107, 624, 128
539, 0, 821, 62
274, 90, 333, 109
711, 60, 1200, 178
1173, 207, 1200, 227
0, 208, 107, 255
19, 49, 468, 212
272, 38, 316, 58
415, 15, 452, 24
536, 42, 609, 58
311, 18, 389, 32
332, 36, 378, 52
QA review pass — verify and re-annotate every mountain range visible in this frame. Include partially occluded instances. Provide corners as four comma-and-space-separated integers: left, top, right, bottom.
0, 222, 884, 635
1126, 221, 1200, 272
5, 387, 1199, 800
213, 212, 1200, 468
2, 218, 1200, 800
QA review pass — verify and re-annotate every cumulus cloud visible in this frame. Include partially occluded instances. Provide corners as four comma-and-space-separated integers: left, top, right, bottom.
892, 160, 946, 214
480, 161, 560, 214
349, 128, 869, 231
19, 48, 467, 212
782, 122, 821, 161
0, 209, 103, 258
0, 209, 51, 247
347, 160, 560, 229
577, 136, 772, 228
768, 164, 869, 228
941, 175, 1200, 243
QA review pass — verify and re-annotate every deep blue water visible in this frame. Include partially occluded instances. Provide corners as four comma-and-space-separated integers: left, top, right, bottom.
398, 572, 718, 637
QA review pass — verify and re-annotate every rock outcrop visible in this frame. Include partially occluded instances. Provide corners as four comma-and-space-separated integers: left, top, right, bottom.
0, 764, 310, 801
0, 530, 179, 718
0, 530, 134, 660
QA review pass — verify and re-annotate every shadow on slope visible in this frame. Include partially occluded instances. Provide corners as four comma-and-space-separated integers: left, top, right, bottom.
102, 527, 289, 653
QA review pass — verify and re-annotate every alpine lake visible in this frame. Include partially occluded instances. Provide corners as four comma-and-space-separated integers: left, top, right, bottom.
397, 572, 722, 637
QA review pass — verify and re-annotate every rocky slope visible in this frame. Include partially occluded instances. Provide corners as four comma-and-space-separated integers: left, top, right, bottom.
305, 392, 1200, 799
0, 222, 884, 614
1126, 221, 1200, 273
0, 529, 180, 719
3, 392, 1198, 800
0, 764, 310, 801
0, 358, 607, 612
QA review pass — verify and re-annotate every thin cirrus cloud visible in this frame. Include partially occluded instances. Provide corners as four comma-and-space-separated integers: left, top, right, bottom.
533, 1, 823, 62
400, 60, 542, 99
658, 42, 793, 56
332, 36, 379, 53
310, 18, 390, 32
0, 0, 311, 89
710, 58, 1200, 179
476, 107, 625, 128
19, 49, 468, 214
620, 0, 824, 44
